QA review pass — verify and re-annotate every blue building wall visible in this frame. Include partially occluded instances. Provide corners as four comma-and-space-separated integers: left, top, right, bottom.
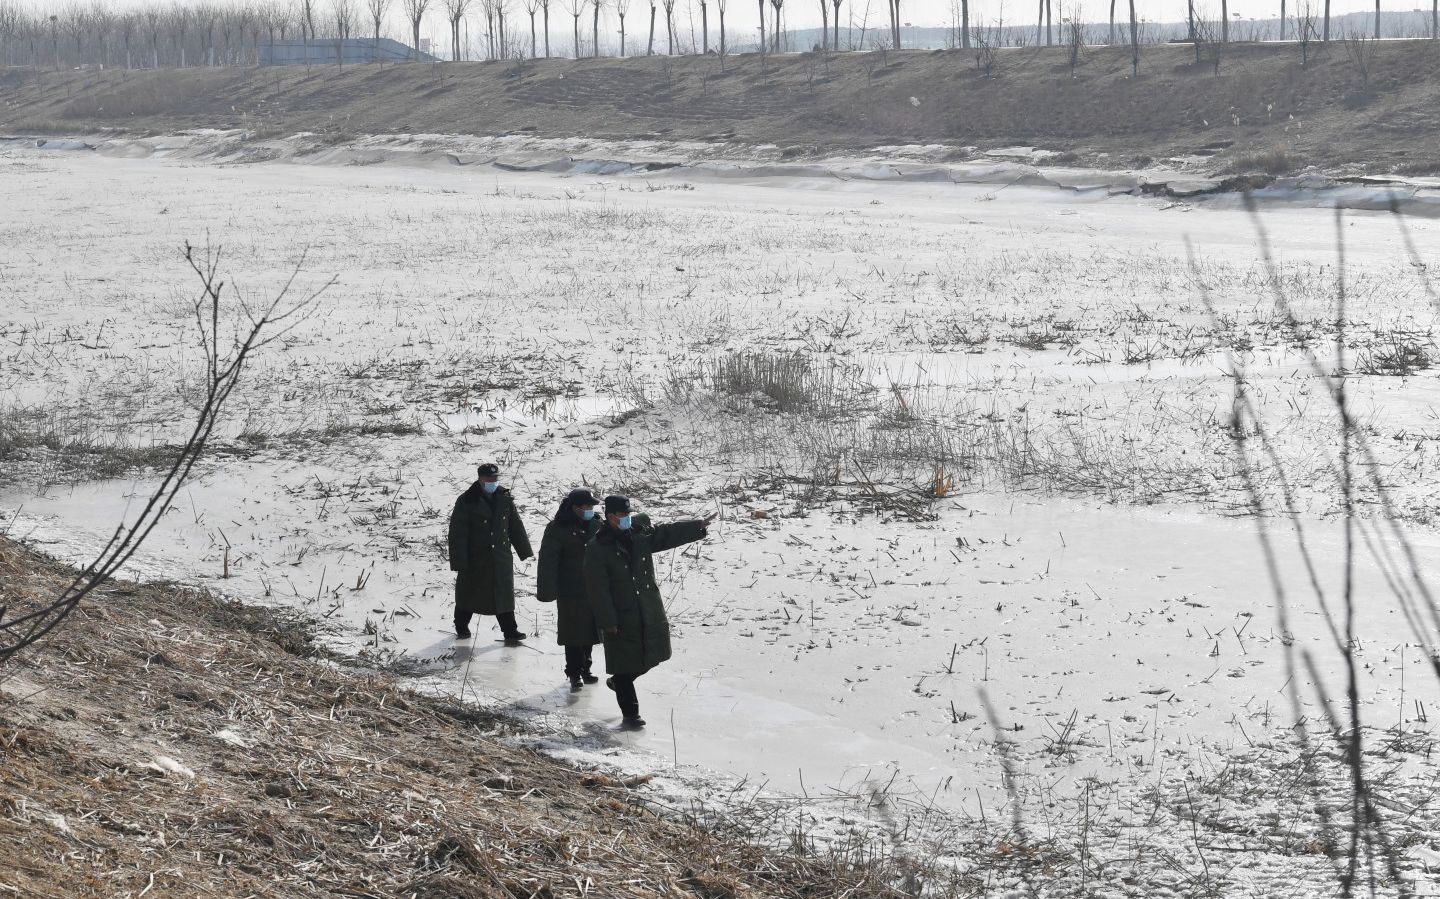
260, 39, 437, 66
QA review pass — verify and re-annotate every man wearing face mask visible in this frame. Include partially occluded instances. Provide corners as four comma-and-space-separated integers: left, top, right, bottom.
536, 488, 603, 691
584, 495, 716, 729
447, 462, 533, 644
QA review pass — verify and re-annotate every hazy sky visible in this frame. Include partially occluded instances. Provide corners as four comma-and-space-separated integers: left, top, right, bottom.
20, 0, 1417, 42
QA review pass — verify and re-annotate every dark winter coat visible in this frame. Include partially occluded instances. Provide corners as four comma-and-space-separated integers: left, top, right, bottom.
584, 514, 708, 676
536, 502, 602, 647
448, 482, 532, 616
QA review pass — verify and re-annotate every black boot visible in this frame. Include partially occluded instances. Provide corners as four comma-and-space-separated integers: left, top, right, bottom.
455, 614, 471, 639
498, 612, 525, 646
569, 678, 583, 693
609, 675, 642, 728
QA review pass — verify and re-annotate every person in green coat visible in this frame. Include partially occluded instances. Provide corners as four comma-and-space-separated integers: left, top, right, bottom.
536, 488, 603, 692
584, 495, 715, 729
447, 462, 533, 644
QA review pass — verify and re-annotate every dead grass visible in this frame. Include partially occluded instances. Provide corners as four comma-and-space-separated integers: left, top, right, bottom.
0, 535, 929, 898
0, 403, 183, 488
1226, 145, 1306, 175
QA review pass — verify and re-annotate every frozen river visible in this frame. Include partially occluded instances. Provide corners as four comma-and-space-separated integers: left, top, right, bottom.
6, 133, 1440, 892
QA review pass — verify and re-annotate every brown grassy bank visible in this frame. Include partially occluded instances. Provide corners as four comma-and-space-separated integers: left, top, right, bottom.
3, 40, 1440, 172
0, 535, 919, 898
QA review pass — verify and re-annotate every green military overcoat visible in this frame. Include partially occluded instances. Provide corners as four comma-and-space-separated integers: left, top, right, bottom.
584, 515, 708, 676
536, 504, 602, 647
448, 482, 532, 616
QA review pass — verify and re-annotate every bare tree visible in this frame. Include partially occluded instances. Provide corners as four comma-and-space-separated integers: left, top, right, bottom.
1373, 0, 1380, 40
1107, 0, 1115, 42
613, 0, 629, 53
959, 0, 968, 48
401, 0, 428, 57
144, 5, 163, 65
0, 2, 19, 69
564, 0, 581, 55
480, 0, 494, 57
591, 0, 601, 55
335, 0, 357, 64
755, 0, 763, 52
1128, 0, 1137, 74
972, 23, 995, 74
200, 2, 223, 65
119, 10, 137, 67
769, 0, 781, 50
1221, 0, 1229, 42
816, 0, 825, 49
444, 0, 469, 59
700, 0, 709, 51
830, 0, 840, 49
1297, 1, 1317, 65
49, 7, 62, 69
299, 0, 317, 63
890, 0, 899, 48
1194, 12, 1221, 71
715, 0, 725, 54
662, 0, 676, 52
523, 0, 540, 54
1323, 0, 1330, 41
245, 6, 264, 64
1279, 0, 1286, 39
541, 0, 550, 54
496, 0, 508, 56
1343, 28, 1377, 89
0, 244, 325, 673
1066, 6, 1084, 74
90, 1, 113, 67
60, 2, 87, 67
366, 0, 390, 61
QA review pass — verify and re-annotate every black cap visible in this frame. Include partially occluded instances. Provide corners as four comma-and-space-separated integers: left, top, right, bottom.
565, 488, 599, 507
478, 463, 499, 477
604, 495, 631, 515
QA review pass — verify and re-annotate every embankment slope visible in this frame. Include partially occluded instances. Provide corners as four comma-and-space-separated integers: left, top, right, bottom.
0, 536, 903, 898
4, 41, 1440, 172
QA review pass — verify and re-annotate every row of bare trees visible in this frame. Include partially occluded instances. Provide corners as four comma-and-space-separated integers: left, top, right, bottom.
2, 0, 1436, 70
0, 0, 423, 69
958, 0, 1438, 52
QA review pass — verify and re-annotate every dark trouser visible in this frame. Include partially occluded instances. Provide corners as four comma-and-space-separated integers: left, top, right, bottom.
563, 645, 594, 680
455, 610, 520, 637
610, 673, 641, 718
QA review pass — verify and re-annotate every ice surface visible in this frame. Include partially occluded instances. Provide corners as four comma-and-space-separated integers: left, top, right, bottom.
6, 134, 1440, 890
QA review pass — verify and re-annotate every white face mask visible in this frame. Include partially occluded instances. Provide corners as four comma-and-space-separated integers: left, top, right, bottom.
617, 514, 633, 531
581, 509, 597, 521
482, 481, 499, 494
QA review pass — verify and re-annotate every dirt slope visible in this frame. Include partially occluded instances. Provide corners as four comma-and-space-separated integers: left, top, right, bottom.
0, 536, 916, 898
3, 40, 1440, 172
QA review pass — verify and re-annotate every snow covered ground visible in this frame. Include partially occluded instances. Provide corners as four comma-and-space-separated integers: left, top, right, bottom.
5, 133, 1440, 893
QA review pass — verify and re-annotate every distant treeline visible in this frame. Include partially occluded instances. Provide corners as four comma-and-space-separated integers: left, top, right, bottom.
0, 0, 1435, 69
